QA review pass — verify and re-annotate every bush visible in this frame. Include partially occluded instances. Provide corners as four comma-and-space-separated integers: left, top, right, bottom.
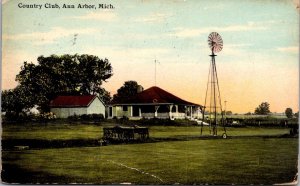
40, 112, 56, 120
80, 114, 90, 120
133, 118, 195, 126
2, 112, 56, 123
3, 112, 18, 122
91, 114, 104, 121
67, 113, 104, 122
68, 114, 79, 121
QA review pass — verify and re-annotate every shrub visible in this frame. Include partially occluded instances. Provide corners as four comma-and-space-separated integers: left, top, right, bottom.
91, 114, 104, 121
2, 112, 57, 123
68, 114, 79, 121
68, 113, 105, 122
135, 118, 190, 126
3, 112, 18, 122
120, 116, 129, 124
80, 114, 90, 120
38, 112, 57, 123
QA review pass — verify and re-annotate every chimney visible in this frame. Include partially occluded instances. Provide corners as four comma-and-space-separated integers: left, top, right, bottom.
137, 85, 144, 93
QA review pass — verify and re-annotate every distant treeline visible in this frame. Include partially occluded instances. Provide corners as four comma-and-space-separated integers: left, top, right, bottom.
225, 117, 298, 127
2, 113, 298, 128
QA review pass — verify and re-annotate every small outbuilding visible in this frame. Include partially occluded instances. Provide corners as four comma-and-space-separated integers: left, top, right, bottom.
50, 95, 105, 118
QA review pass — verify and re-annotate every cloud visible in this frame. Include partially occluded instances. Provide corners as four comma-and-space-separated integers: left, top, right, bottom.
2, 49, 37, 90
277, 46, 298, 53
3, 27, 97, 45
68, 11, 117, 21
171, 22, 267, 38
134, 13, 172, 23
221, 44, 253, 56
84, 46, 170, 62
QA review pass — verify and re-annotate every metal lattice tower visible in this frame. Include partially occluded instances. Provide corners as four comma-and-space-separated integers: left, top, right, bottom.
201, 32, 227, 137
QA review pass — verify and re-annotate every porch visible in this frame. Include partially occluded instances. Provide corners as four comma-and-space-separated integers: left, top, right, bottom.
108, 104, 202, 120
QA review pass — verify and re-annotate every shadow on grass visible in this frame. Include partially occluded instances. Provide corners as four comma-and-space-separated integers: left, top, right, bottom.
1, 163, 72, 184
2, 139, 102, 150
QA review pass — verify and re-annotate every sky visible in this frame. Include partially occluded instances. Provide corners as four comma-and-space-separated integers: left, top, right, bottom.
2, 0, 299, 113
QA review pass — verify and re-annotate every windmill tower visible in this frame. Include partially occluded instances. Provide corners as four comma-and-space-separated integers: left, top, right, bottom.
201, 32, 227, 138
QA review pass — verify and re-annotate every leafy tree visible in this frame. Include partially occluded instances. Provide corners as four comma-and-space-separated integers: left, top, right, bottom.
97, 88, 112, 105
112, 81, 142, 102
1, 85, 35, 115
221, 111, 232, 115
295, 111, 299, 118
285, 108, 293, 118
226, 111, 232, 115
254, 102, 271, 115
14, 54, 112, 111
76, 55, 113, 95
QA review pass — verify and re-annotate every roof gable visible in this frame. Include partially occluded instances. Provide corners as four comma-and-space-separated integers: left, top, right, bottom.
50, 95, 99, 108
113, 86, 200, 106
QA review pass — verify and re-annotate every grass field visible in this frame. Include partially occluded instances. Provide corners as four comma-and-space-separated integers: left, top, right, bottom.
2, 123, 106, 140
2, 122, 291, 140
1, 122, 298, 184
2, 138, 298, 184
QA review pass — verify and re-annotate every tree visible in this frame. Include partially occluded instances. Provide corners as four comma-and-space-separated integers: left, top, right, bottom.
112, 81, 141, 102
295, 111, 299, 118
97, 88, 112, 105
221, 111, 232, 115
76, 55, 113, 95
1, 85, 35, 116
226, 111, 233, 115
14, 54, 113, 111
254, 102, 270, 115
285, 108, 293, 118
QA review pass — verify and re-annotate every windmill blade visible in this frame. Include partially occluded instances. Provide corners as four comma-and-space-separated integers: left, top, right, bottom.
208, 32, 223, 53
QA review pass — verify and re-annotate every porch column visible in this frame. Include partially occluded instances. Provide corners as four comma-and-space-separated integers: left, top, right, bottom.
190, 106, 193, 119
198, 107, 202, 118
169, 105, 173, 118
154, 106, 160, 118
139, 108, 142, 117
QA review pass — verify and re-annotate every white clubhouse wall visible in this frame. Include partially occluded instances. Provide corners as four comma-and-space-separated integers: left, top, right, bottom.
87, 97, 105, 115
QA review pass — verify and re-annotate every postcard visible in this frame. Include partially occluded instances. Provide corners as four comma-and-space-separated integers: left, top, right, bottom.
2, 0, 299, 185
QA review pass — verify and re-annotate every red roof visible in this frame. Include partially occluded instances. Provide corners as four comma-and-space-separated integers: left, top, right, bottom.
113, 86, 200, 106
50, 95, 97, 108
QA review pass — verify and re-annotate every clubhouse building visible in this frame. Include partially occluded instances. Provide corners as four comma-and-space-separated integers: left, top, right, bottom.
108, 86, 202, 120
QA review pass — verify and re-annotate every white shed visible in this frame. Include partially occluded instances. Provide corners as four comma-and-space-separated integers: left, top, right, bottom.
50, 95, 105, 118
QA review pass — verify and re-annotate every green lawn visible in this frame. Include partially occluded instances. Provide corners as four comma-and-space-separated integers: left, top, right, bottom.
2, 123, 106, 140
2, 123, 291, 140
2, 138, 298, 184
150, 126, 291, 138
2, 122, 297, 184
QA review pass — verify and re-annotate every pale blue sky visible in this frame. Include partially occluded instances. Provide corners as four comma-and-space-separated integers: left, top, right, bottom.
2, 0, 299, 113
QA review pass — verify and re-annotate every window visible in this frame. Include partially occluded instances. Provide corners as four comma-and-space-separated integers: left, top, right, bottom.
123, 106, 128, 111
109, 107, 113, 117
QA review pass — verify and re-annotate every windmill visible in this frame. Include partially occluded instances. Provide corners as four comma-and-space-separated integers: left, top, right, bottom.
201, 32, 227, 138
